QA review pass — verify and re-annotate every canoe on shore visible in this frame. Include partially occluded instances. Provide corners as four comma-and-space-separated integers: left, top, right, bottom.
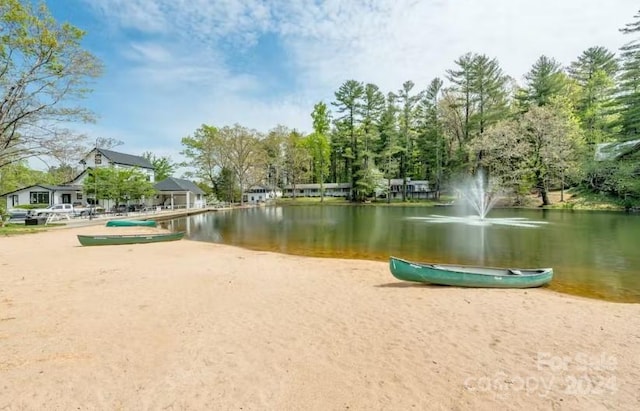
106, 219, 157, 227
389, 256, 553, 288
77, 232, 184, 246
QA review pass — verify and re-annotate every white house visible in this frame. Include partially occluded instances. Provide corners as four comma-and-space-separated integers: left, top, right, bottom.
78, 148, 155, 183
282, 183, 352, 198
2, 184, 85, 208
386, 178, 434, 200
1, 148, 154, 208
242, 185, 282, 204
280, 180, 435, 200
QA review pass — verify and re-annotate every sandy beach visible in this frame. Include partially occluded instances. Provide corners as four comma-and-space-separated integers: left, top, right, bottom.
1, 226, 639, 410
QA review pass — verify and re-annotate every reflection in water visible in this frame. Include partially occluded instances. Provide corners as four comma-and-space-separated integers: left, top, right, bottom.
165, 206, 640, 303
408, 215, 549, 228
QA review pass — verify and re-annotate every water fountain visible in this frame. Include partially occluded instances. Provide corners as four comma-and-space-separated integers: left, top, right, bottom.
457, 171, 500, 221
408, 171, 548, 228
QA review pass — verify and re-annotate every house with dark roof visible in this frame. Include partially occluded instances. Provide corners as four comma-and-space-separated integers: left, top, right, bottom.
1, 148, 154, 208
2, 184, 85, 209
78, 147, 155, 182
2, 148, 208, 210
154, 177, 206, 209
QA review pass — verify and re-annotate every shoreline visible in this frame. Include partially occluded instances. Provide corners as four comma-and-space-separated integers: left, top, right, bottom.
1, 227, 639, 410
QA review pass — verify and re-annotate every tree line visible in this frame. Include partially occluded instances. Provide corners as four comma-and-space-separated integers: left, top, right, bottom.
1, 1, 639, 210
182, 9, 640, 206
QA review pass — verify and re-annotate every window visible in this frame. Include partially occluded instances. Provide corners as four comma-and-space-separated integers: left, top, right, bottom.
30, 191, 49, 204
77, 193, 83, 200
95, 153, 102, 165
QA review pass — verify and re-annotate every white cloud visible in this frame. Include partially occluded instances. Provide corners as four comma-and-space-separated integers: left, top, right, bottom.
75, 0, 640, 165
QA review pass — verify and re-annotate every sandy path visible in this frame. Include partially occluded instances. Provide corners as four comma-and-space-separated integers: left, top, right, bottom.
1, 226, 639, 410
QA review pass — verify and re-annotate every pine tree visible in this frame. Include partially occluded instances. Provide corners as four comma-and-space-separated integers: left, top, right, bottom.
394, 81, 421, 201
361, 83, 385, 169
615, 10, 640, 139
470, 54, 510, 134
446, 53, 475, 141
568, 46, 619, 147
415, 78, 444, 192
332, 80, 365, 200
521, 55, 567, 107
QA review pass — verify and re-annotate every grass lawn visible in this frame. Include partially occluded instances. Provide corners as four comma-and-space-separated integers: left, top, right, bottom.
0, 223, 53, 236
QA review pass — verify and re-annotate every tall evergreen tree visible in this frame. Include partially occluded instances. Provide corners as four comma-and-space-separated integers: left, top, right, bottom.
416, 78, 444, 193
569, 46, 619, 147
395, 80, 421, 201
332, 80, 364, 201
361, 84, 385, 169
446, 53, 475, 142
470, 54, 510, 134
378, 93, 401, 202
615, 10, 640, 139
521, 55, 567, 107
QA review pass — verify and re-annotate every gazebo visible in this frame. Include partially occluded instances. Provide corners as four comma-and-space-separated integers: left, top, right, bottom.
154, 177, 206, 209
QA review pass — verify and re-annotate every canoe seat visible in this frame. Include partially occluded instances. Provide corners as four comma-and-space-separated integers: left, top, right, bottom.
508, 269, 523, 275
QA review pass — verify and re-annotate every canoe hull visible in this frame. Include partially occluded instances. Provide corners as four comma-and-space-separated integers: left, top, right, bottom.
77, 232, 184, 246
106, 220, 157, 227
389, 257, 553, 288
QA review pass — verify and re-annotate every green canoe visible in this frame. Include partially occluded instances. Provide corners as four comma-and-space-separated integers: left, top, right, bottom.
77, 232, 184, 246
106, 219, 157, 227
389, 256, 553, 288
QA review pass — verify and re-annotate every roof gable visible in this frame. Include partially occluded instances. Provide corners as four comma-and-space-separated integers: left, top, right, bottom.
154, 177, 205, 194
1, 184, 82, 196
97, 148, 154, 169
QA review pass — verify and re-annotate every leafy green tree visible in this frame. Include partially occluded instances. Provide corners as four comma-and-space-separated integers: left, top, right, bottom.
262, 125, 287, 196
306, 102, 331, 201
180, 125, 222, 191
283, 129, 309, 199
220, 124, 267, 205
332, 80, 364, 201
615, 10, 640, 139
83, 167, 154, 207
0, 0, 102, 168
474, 103, 583, 206
0, 160, 47, 196
214, 167, 239, 203
126, 168, 156, 202
142, 151, 175, 181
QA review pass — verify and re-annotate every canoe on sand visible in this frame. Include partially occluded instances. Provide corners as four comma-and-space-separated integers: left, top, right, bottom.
106, 219, 157, 227
389, 256, 553, 288
77, 232, 184, 246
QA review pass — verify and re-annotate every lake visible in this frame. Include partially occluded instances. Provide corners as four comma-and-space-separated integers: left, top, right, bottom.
162, 205, 640, 303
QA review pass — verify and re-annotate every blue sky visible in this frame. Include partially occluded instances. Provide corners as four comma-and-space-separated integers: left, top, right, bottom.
44, 0, 639, 172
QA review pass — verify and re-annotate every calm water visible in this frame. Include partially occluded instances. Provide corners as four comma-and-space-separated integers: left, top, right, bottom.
163, 205, 640, 303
